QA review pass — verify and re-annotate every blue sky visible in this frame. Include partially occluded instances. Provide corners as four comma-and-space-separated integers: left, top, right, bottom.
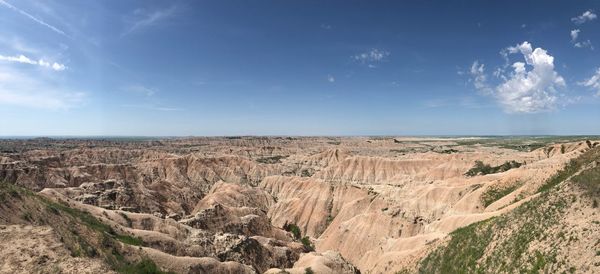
1, 0, 600, 136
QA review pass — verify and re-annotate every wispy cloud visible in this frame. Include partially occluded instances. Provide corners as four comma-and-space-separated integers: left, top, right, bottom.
122, 6, 177, 36
0, 36, 39, 54
574, 40, 594, 50
320, 24, 332, 30
0, 0, 69, 37
569, 29, 594, 50
327, 75, 335, 83
571, 10, 597, 24
121, 104, 184, 111
579, 68, 600, 97
0, 54, 66, 71
0, 66, 84, 109
121, 84, 156, 96
470, 41, 566, 113
352, 48, 390, 66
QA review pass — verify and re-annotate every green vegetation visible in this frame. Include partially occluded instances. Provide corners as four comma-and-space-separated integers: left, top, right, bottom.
301, 236, 314, 251
464, 160, 522, 177
571, 165, 600, 197
119, 258, 170, 274
419, 192, 567, 274
418, 146, 600, 273
256, 155, 288, 164
571, 163, 600, 208
454, 136, 598, 152
300, 169, 313, 177
538, 145, 600, 193
284, 223, 302, 239
115, 235, 144, 246
0, 182, 171, 274
283, 223, 314, 251
480, 182, 523, 207
304, 267, 315, 274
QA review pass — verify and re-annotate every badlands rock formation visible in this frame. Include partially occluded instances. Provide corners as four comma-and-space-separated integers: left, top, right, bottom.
0, 137, 598, 273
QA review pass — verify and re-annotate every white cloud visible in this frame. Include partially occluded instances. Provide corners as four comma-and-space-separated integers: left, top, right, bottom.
0, 54, 66, 71
574, 40, 594, 50
469, 60, 492, 94
571, 10, 597, 24
0, 66, 84, 109
353, 48, 390, 66
470, 41, 566, 113
327, 75, 335, 83
0, 0, 69, 37
122, 6, 177, 36
579, 68, 600, 97
122, 84, 156, 96
320, 24, 332, 30
570, 29, 580, 42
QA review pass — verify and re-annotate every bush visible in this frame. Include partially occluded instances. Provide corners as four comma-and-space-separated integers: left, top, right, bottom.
284, 223, 302, 239
301, 236, 314, 251
304, 267, 315, 274
465, 160, 522, 177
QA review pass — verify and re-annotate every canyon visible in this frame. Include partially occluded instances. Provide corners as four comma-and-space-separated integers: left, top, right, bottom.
0, 136, 598, 273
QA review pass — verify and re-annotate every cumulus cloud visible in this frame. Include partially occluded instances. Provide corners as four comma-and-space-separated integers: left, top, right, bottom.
571, 10, 597, 24
0, 54, 66, 71
570, 29, 580, 42
579, 68, 600, 96
353, 48, 390, 66
0, 0, 69, 37
0, 66, 84, 109
469, 41, 566, 113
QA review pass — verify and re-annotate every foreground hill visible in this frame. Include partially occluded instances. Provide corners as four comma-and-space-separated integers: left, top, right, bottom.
0, 136, 598, 273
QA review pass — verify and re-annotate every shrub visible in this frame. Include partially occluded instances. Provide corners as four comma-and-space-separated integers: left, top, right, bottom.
301, 236, 314, 251
284, 223, 302, 239
465, 160, 522, 177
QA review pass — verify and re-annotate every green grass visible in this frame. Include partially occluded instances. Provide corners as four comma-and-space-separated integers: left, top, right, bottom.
419, 193, 567, 274
419, 218, 495, 274
115, 235, 144, 246
481, 182, 522, 207
415, 147, 600, 273
571, 165, 600, 197
0, 182, 166, 274
538, 146, 600, 193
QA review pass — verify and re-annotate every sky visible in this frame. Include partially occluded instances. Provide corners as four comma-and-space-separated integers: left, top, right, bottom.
1, 0, 600, 136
